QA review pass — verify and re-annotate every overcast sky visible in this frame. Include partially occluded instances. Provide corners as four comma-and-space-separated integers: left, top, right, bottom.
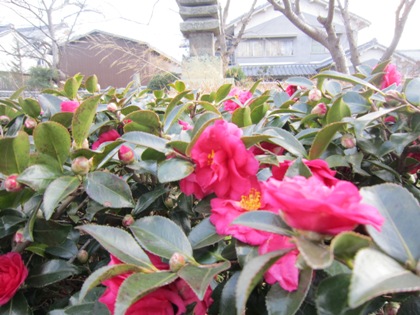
1, 0, 419, 60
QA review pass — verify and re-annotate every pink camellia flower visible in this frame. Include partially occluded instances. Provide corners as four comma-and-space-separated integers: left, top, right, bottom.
311, 103, 327, 116
178, 119, 193, 131
118, 145, 135, 164
4, 174, 24, 192
180, 120, 259, 200
249, 142, 285, 157
271, 159, 339, 187
259, 234, 300, 292
380, 64, 402, 89
223, 87, 253, 112
308, 88, 322, 102
0, 252, 28, 306
60, 100, 80, 113
99, 254, 212, 315
92, 129, 120, 150
285, 85, 297, 97
210, 185, 273, 246
262, 176, 384, 235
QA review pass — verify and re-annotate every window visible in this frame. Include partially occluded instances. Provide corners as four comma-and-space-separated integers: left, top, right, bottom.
311, 39, 328, 54
237, 37, 294, 57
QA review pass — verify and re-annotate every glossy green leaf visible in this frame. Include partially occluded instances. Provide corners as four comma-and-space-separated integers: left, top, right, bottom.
405, 78, 420, 106
331, 231, 371, 265
325, 80, 342, 96
188, 217, 225, 249
285, 77, 313, 89
121, 131, 169, 153
262, 128, 307, 157
130, 216, 193, 260
220, 272, 240, 315
294, 235, 333, 269
0, 291, 33, 315
50, 112, 73, 128
0, 131, 30, 175
17, 164, 61, 192
33, 219, 71, 246
43, 176, 80, 220
64, 77, 78, 100
233, 211, 292, 236
166, 140, 189, 155
349, 248, 420, 308
266, 267, 313, 315
72, 95, 101, 148
45, 238, 78, 259
20, 98, 41, 118
26, 259, 79, 288
125, 110, 161, 134
343, 91, 370, 115
38, 94, 62, 117
215, 83, 232, 103
236, 249, 291, 314
134, 185, 169, 215
157, 158, 194, 183
0, 211, 26, 238
163, 103, 191, 133
33, 122, 71, 166
186, 112, 221, 156
114, 272, 178, 315
78, 224, 153, 268
178, 261, 230, 300
284, 157, 313, 179
308, 122, 347, 160
91, 140, 123, 169
85, 171, 134, 208
232, 106, 252, 127
354, 106, 403, 136
85, 75, 99, 93
361, 183, 420, 266
79, 264, 145, 302
326, 97, 351, 124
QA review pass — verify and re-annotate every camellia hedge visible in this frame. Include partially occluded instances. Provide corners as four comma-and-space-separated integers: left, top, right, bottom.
1, 61, 420, 315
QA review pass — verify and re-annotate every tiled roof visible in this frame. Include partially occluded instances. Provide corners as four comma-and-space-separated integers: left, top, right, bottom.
240, 64, 319, 77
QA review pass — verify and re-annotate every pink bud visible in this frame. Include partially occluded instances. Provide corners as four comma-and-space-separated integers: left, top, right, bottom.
72, 139, 89, 150
311, 103, 327, 116
118, 145, 135, 164
169, 252, 187, 272
24, 117, 37, 129
122, 214, 135, 227
0, 115, 10, 125
341, 134, 356, 149
308, 88, 322, 102
4, 174, 23, 192
13, 229, 25, 244
71, 156, 90, 175
178, 119, 193, 131
107, 103, 118, 112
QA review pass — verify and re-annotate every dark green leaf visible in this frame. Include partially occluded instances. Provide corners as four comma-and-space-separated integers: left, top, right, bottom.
232, 106, 252, 127
64, 77, 79, 100
233, 211, 292, 236
294, 235, 333, 269
72, 95, 101, 148
406, 78, 420, 106
326, 97, 351, 124
45, 238, 78, 259
26, 259, 79, 288
85, 75, 99, 93
0, 211, 26, 238
85, 172, 134, 208
262, 128, 307, 157
331, 231, 371, 265
284, 157, 313, 179
33, 219, 71, 246
313, 71, 382, 93
0, 291, 33, 315
125, 110, 161, 134
220, 272, 240, 315
0, 131, 30, 175
78, 224, 153, 268
308, 122, 347, 160
188, 217, 225, 249
133, 186, 169, 215
20, 98, 41, 118
121, 131, 169, 153
130, 216, 193, 260
38, 94, 62, 117
157, 158, 194, 183
215, 83, 232, 103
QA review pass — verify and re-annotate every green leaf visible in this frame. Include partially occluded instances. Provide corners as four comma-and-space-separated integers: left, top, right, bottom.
18, 164, 62, 192
77, 224, 153, 268
308, 122, 347, 160
133, 185, 169, 215
325, 80, 342, 96
178, 261, 230, 300
90, 140, 123, 169
354, 106, 403, 136
294, 235, 333, 269
85, 171, 134, 208
313, 70, 382, 94
157, 158, 194, 183
114, 272, 178, 315
79, 264, 144, 302
331, 231, 371, 265
215, 83, 232, 103
349, 248, 420, 308
130, 216, 193, 260
0, 211, 26, 238
38, 94, 62, 117
285, 77, 314, 89
326, 97, 351, 124
266, 267, 313, 315
163, 90, 191, 122
85, 75, 99, 93
72, 95, 101, 148
45, 238, 78, 259
361, 183, 420, 266
50, 112, 73, 128
188, 217, 225, 249
33, 219, 71, 246
26, 259, 79, 288
0, 131, 30, 175
406, 78, 420, 106
233, 211, 292, 236
284, 157, 313, 179
20, 98, 41, 118
220, 272, 240, 315
121, 131, 169, 153
232, 106, 252, 127
262, 128, 307, 157
163, 103, 191, 133
125, 110, 161, 134
33, 122, 71, 167
0, 291, 33, 315
236, 249, 291, 314
186, 112, 221, 156
64, 77, 79, 100
43, 176, 80, 220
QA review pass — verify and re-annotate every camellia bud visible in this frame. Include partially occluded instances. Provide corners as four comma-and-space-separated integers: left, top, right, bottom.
71, 156, 90, 175
308, 88, 322, 102
118, 145, 135, 164
77, 249, 89, 264
311, 103, 327, 116
72, 139, 89, 150
0, 115, 10, 125
4, 174, 23, 192
169, 252, 187, 272
24, 117, 37, 129
107, 102, 118, 112
13, 228, 25, 244
122, 214, 135, 227
341, 134, 356, 149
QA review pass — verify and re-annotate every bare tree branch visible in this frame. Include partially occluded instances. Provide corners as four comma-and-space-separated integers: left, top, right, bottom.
337, 0, 360, 70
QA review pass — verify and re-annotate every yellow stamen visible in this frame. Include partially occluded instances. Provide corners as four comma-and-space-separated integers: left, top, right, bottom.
240, 188, 261, 211
207, 150, 215, 165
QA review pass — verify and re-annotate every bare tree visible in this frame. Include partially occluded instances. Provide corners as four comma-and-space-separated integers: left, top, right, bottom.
0, 0, 97, 76
217, 0, 258, 72
266, 0, 417, 74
